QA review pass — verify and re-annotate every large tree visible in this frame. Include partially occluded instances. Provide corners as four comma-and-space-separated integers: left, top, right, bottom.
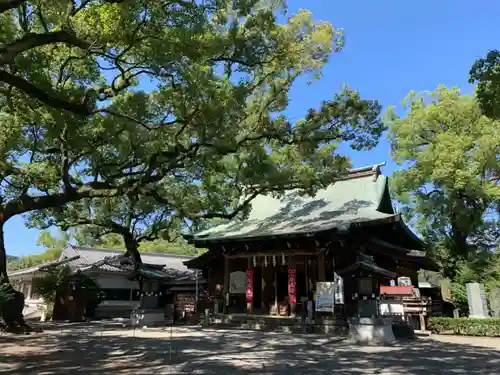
0, 1, 387, 293
386, 86, 500, 278
0, 1, 385, 276
0, 1, 386, 331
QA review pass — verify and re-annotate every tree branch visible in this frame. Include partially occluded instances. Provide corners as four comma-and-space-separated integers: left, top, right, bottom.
193, 189, 262, 220
0, 30, 91, 65
0, 70, 91, 115
2, 162, 169, 221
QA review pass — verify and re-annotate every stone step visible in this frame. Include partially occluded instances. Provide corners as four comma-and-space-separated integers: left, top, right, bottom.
206, 319, 348, 334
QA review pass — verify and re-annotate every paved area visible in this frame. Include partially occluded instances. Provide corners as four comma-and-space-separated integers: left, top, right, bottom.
1, 326, 500, 374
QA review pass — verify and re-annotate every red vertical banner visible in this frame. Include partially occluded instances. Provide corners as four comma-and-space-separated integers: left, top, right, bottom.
245, 268, 254, 303
288, 268, 297, 304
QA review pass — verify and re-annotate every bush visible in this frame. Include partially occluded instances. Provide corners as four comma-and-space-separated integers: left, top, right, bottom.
428, 317, 500, 337
0, 283, 15, 314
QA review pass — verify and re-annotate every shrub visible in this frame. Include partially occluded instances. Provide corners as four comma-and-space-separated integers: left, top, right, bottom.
33, 266, 102, 320
0, 283, 15, 311
428, 317, 500, 337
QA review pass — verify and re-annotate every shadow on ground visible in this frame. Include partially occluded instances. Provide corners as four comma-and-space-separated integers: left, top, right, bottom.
0, 325, 499, 375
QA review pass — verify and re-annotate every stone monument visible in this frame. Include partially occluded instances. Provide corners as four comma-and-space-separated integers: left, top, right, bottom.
466, 283, 489, 318
489, 287, 500, 318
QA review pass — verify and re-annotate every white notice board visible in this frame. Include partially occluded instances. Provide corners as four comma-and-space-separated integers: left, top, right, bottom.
315, 281, 335, 312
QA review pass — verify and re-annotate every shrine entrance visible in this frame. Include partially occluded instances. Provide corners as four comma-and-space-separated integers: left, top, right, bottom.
276, 266, 289, 302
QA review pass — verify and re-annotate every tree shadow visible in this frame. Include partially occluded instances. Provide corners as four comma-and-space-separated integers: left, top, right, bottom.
204, 194, 377, 239
1, 326, 499, 375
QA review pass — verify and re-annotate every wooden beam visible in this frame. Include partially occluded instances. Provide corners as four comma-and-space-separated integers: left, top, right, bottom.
224, 250, 322, 259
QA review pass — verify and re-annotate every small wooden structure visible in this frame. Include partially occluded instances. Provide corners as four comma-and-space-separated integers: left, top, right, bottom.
183, 164, 438, 332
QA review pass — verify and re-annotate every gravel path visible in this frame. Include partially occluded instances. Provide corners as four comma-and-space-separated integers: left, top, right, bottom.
1, 326, 499, 374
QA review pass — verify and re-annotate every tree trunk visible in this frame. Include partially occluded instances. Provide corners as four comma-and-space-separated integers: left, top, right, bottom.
0, 221, 8, 284
123, 233, 142, 265
0, 221, 32, 333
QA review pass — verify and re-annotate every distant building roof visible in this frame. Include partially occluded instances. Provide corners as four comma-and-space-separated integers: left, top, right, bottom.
187, 164, 421, 246
9, 246, 199, 282
8, 255, 80, 278
62, 246, 193, 273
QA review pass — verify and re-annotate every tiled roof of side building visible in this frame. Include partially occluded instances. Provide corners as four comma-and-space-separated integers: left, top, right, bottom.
62, 246, 195, 273
8, 247, 197, 278
187, 163, 406, 244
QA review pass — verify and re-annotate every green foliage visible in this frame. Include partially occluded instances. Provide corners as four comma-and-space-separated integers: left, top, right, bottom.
428, 317, 500, 337
33, 266, 71, 305
386, 86, 500, 278
0, 283, 15, 312
450, 283, 468, 312
33, 265, 101, 320
469, 50, 500, 120
7, 230, 69, 271
0, 0, 384, 280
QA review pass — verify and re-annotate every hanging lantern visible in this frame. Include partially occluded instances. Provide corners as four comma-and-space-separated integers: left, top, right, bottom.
272, 255, 276, 266
282, 253, 285, 265
264, 256, 268, 267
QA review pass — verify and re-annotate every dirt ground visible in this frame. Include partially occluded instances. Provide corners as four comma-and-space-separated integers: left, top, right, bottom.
1, 325, 500, 375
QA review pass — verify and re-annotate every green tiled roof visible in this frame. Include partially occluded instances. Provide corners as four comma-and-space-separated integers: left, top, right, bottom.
190, 166, 400, 243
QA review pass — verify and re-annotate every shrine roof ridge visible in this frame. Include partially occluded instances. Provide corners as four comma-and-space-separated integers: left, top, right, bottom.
185, 161, 418, 245
243, 162, 387, 191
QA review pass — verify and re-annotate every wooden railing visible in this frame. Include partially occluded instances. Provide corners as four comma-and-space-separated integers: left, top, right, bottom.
402, 296, 442, 316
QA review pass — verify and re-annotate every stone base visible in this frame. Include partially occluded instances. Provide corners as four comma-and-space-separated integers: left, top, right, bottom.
130, 309, 165, 327
469, 314, 489, 319
347, 317, 395, 345
207, 313, 348, 334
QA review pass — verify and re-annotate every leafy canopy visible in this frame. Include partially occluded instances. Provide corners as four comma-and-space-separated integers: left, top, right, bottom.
386, 86, 500, 278
470, 50, 500, 120
1, 0, 384, 280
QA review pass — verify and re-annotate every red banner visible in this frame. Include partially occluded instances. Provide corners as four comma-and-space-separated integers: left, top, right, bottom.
245, 268, 254, 303
288, 268, 296, 304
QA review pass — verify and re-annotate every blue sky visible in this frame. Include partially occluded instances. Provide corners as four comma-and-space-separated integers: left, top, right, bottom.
6, 0, 500, 256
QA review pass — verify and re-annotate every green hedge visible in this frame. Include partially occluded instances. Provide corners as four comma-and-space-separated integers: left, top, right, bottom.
428, 317, 500, 337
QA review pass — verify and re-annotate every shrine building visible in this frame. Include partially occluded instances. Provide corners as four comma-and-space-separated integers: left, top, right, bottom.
184, 163, 438, 331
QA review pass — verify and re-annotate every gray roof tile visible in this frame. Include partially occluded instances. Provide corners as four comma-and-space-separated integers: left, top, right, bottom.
191, 170, 397, 242
63, 246, 194, 274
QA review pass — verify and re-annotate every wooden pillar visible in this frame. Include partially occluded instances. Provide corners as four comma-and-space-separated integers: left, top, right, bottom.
317, 251, 326, 282
223, 256, 229, 314
304, 255, 309, 298
274, 269, 278, 314
288, 256, 297, 317
260, 261, 269, 313
246, 257, 253, 314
